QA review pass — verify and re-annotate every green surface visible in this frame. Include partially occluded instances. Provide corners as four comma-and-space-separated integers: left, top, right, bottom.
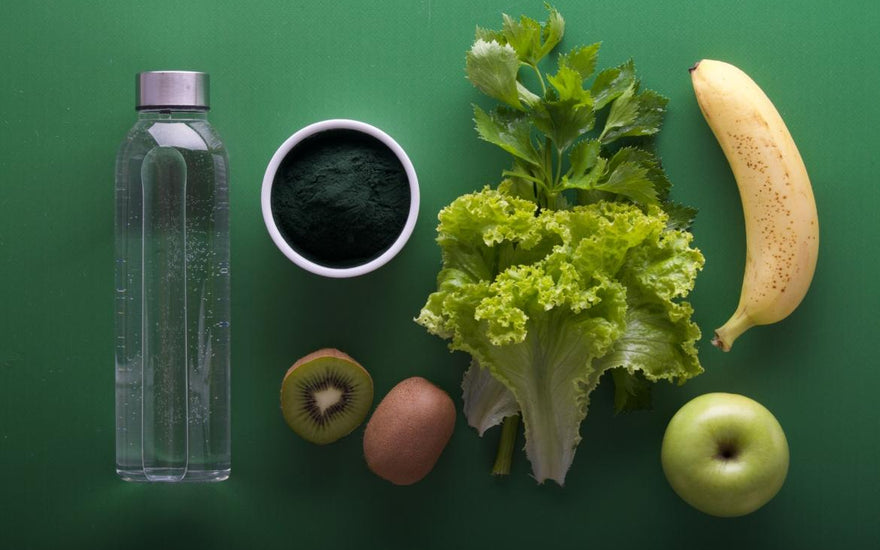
1, 0, 878, 548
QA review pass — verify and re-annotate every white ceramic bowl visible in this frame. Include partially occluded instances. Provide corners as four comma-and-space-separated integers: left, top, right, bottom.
261, 119, 419, 278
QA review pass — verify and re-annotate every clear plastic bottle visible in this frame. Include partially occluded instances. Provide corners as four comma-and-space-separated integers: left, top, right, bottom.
115, 71, 230, 482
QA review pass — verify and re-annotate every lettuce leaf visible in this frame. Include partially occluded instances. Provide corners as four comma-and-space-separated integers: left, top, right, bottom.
462, 359, 519, 436
417, 189, 704, 485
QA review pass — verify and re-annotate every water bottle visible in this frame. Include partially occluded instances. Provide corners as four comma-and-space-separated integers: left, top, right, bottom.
115, 71, 230, 482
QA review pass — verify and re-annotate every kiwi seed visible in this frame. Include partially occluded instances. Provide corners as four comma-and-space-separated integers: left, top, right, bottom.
280, 348, 374, 445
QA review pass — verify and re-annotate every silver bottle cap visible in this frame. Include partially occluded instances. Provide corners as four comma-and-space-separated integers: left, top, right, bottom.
136, 71, 209, 110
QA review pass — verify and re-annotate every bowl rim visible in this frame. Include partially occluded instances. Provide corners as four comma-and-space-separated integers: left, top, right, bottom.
261, 118, 420, 278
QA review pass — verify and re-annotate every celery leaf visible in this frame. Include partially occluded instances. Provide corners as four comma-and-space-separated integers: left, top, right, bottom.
474, 105, 543, 167
594, 161, 658, 205
591, 59, 637, 110
467, 39, 524, 109
531, 100, 594, 151
663, 202, 699, 231
559, 43, 601, 81
607, 147, 672, 200
537, 5, 565, 61
567, 139, 601, 179
601, 87, 668, 144
502, 13, 543, 64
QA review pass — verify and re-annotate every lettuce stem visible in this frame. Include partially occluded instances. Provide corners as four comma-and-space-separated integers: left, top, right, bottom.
491, 414, 520, 476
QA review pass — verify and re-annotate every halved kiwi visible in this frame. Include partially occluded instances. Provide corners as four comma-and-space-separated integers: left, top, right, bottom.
280, 348, 374, 445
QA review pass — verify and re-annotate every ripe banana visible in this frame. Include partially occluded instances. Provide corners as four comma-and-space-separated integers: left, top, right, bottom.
690, 59, 818, 351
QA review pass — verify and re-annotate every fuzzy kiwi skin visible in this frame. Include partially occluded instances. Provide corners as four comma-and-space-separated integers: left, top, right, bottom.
363, 376, 456, 485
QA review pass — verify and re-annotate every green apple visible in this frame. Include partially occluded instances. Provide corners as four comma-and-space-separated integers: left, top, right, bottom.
660, 392, 789, 517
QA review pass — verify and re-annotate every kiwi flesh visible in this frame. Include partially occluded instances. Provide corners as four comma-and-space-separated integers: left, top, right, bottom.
280, 348, 373, 445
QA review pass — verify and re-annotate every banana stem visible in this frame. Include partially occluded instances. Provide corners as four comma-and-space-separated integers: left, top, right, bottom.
712, 309, 755, 351
491, 414, 520, 476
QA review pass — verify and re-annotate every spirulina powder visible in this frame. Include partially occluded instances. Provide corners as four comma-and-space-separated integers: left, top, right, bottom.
271, 129, 411, 268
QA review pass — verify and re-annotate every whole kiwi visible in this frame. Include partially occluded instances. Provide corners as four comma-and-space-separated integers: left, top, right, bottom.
363, 376, 456, 485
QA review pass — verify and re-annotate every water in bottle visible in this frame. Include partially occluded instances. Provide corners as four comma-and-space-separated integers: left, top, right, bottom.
115, 71, 230, 482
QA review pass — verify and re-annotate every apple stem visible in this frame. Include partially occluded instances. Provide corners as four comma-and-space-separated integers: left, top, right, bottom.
491, 414, 520, 476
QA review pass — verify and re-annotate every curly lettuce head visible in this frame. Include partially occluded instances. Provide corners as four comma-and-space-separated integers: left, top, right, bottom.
416, 188, 704, 485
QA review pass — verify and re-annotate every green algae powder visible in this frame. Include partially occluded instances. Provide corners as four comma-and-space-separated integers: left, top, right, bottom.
270, 129, 411, 268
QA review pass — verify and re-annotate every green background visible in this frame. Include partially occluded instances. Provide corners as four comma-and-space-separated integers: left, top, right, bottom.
1, 0, 877, 548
